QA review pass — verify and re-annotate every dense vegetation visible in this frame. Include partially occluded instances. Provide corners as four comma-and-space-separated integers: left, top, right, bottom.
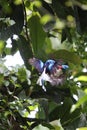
0, 0, 87, 130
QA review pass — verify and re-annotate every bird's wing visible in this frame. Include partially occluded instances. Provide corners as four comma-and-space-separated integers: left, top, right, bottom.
29, 58, 44, 73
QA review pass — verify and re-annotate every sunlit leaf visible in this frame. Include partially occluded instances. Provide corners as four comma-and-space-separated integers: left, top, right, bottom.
14, 0, 22, 5
71, 94, 87, 112
40, 14, 52, 25
33, 124, 49, 130
77, 76, 87, 82
18, 67, 27, 82
76, 127, 87, 130
50, 120, 64, 130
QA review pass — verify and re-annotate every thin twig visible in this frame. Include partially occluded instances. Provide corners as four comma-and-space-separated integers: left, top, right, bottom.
22, 0, 30, 41
22, 0, 34, 56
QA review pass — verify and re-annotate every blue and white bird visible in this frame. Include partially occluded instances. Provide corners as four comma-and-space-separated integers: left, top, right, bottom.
29, 58, 69, 91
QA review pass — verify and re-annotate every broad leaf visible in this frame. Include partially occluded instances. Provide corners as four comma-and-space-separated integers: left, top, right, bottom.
28, 14, 47, 59
49, 49, 82, 64
16, 35, 33, 69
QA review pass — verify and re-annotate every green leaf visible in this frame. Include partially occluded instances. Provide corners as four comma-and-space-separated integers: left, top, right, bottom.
33, 124, 49, 130
71, 94, 87, 112
0, 40, 5, 54
48, 101, 58, 114
65, 113, 86, 130
52, 1, 67, 19
48, 49, 82, 64
11, 38, 18, 55
71, 90, 87, 112
28, 14, 47, 59
49, 98, 81, 127
50, 120, 64, 130
0, 74, 4, 86
42, 122, 55, 130
37, 105, 45, 119
4, 47, 11, 55
17, 35, 33, 69
18, 67, 27, 82
76, 127, 87, 130
77, 76, 87, 82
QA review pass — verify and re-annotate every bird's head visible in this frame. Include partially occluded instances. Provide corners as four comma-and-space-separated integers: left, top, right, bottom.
56, 60, 69, 71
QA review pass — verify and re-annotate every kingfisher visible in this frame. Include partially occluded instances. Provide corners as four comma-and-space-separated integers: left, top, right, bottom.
29, 58, 69, 91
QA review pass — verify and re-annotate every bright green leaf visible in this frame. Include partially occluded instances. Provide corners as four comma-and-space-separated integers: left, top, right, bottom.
71, 95, 87, 112
76, 127, 87, 130
18, 67, 27, 82
77, 76, 87, 82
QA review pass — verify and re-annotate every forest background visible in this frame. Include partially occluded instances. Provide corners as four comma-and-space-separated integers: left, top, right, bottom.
0, 0, 87, 130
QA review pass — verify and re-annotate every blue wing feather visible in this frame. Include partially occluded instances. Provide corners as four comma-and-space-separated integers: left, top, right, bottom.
29, 58, 44, 73
45, 59, 55, 70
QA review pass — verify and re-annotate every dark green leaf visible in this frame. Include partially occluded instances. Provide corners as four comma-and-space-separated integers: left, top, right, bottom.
49, 49, 82, 64
28, 14, 47, 59
0, 4, 24, 41
16, 35, 33, 69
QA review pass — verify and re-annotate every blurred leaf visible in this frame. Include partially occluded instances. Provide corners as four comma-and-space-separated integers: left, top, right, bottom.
38, 105, 45, 119
18, 67, 27, 82
28, 14, 47, 59
0, 40, 5, 54
71, 90, 87, 112
48, 101, 58, 114
77, 75, 87, 82
11, 38, 18, 55
14, 0, 22, 5
50, 120, 64, 130
52, 0, 66, 19
49, 49, 82, 64
42, 122, 55, 129
76, 127, 87, 130
16, 35, 33, 69
4, 47, 11, 55
40, 14, 52, 25
33, 124, 49, 130
71, 94, 87, 112
65, 113, 86, 130
48, 36, 72, 51
0, 4, 24, 41
0, 74, 4, 86
49, 98, 81, 128
52, 0, 74, 42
